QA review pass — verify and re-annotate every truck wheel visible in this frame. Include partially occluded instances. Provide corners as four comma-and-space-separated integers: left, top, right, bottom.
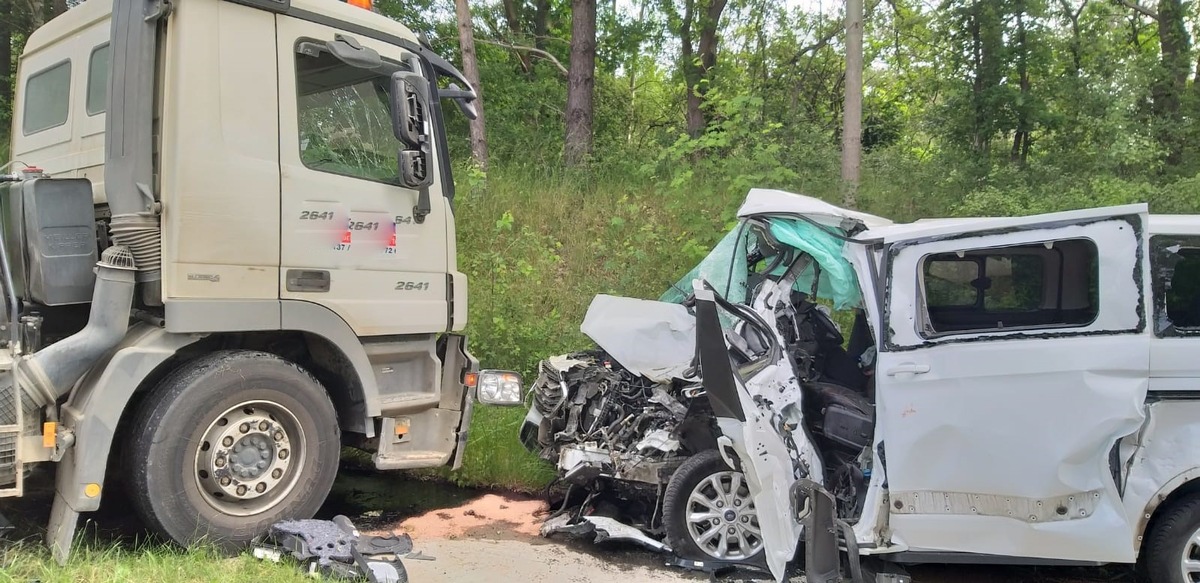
663, 449, 764, 563
124, 350, 340, 550
1143, 494, 1200, 583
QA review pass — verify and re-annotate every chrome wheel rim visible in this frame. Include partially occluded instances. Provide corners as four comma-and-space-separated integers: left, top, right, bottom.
193, 400, 305, 516
1182, 525, 1200, 582
685, 470, 763, 560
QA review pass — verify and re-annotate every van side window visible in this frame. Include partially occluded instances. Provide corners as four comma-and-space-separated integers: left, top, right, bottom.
86, 44, 110, 116
1150, 235, 1200, 336
920, 239, 1098, 336
294, 44, 405, 184
23, 60, 72, 135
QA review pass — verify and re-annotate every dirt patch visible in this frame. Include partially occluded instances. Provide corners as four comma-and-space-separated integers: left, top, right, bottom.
367, 493, 550, 542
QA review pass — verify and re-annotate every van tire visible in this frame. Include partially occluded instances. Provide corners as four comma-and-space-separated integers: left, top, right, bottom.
124, 350, 340, 550
1143, 494, 1200, 583
663, 449, 765, 563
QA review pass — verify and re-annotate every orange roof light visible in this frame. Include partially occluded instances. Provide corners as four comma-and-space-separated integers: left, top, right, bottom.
346, 0, 372, 9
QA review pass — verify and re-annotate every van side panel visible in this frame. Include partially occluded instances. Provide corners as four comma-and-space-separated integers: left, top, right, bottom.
1123, 399, 1200, 554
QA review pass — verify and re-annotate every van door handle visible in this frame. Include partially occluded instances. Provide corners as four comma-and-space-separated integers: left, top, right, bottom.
886, 363, 930, 376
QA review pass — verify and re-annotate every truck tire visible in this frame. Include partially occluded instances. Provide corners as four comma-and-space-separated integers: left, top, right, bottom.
124, 350, 340, 550
663, 449, 764, 563
1143, 494, 1200, 583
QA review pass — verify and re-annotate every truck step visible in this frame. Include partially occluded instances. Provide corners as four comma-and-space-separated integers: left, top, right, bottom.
373, 450, 451, 470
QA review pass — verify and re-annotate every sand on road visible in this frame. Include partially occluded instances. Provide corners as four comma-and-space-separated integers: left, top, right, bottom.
361, 490, 1134, 583
366, 492, 708, 583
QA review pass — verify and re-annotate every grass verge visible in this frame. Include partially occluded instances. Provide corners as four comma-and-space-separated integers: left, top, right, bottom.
0, 540, 312, 583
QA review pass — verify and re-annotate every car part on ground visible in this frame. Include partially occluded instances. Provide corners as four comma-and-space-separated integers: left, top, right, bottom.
251, 514, 430, 583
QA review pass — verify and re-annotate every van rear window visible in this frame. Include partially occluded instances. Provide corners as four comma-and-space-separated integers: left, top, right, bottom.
23, 60, 72, 135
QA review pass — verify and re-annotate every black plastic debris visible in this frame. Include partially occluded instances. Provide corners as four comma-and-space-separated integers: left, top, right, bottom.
251, 514, 429, 582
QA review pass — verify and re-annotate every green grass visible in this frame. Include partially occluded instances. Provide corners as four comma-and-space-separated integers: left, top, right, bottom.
0, 540, 313, 583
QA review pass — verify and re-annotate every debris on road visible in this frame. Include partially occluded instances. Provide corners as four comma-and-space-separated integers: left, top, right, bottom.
252, 514, 429, 582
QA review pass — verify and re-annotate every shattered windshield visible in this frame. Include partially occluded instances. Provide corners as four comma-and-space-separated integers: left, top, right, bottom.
296, 49, 404, 183
660, 216, 864, 311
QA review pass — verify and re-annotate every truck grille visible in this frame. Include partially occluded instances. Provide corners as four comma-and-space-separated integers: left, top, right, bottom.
0, 377, 28, 489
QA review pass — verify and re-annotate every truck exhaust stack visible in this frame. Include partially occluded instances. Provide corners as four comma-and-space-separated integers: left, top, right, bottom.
16, 246, 137, 407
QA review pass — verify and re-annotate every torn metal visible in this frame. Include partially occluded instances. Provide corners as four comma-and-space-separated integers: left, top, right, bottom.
521, 197, 878, 581
523, 189, 1175, 582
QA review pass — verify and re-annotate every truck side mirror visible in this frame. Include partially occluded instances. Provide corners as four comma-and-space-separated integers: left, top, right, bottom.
390, 71, 429, 149
389, 71, 433, 191
440, 83, 478, 121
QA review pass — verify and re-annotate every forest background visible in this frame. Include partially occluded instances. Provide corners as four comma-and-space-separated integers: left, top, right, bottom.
1, 0, 1195, 487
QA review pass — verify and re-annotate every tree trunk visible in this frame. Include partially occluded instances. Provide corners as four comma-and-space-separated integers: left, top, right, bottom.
1010, 6, 1031, 166
680, 0, 727, 139
533, 0, 551, 50
501, 0, 532, 71
564, 0, 596, 166
1155, 0, 1189, 167
0, 0, 11, 131
1057, 0, 1086, 76
841, 0, 863, 209
454, 0, 489, 170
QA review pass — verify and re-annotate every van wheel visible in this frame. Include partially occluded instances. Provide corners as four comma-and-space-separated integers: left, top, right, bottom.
663, 449, 764, 562
1144, 495, 1200, 583
124, 350, 340, 550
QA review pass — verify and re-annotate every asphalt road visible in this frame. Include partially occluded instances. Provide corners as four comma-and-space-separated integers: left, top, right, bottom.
364, 489, 1137, 583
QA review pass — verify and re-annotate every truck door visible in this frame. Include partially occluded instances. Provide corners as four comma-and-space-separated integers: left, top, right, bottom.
875, 204, 1150, 563
276, 17, 449, 336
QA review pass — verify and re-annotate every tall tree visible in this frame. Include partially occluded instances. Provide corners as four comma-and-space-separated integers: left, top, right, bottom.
666, 0, 729, 138
0, 0, 12, 130
533, 0, 552, 49
841, 0, 864, 208
564, 0, 597, 165
1116, 0, 1190, 167
501, 0, 533, 71
454, 0, 490, 170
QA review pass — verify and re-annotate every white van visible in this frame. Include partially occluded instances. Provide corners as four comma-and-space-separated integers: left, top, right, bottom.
521, 190, 1200, 583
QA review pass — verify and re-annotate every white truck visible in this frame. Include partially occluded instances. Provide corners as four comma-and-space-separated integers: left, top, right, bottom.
523, 189, 1200, 583
0, 0, 523, 564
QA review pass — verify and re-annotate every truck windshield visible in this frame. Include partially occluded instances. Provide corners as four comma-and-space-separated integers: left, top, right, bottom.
296, 50, 405, 183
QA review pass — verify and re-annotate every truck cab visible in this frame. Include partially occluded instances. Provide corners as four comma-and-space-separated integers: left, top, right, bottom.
0, 0, 521, 563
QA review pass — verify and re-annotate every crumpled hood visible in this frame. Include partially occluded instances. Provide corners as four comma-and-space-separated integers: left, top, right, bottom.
579, 294, 696, 383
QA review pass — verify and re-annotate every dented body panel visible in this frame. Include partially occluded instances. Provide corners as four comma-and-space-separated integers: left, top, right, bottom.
524, 190, 1200, 580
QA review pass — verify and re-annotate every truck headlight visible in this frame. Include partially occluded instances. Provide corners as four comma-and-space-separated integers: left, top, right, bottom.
472, 370, 523, 405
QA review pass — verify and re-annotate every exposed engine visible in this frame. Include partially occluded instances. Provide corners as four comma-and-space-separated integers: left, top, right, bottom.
520, 287, 878, 557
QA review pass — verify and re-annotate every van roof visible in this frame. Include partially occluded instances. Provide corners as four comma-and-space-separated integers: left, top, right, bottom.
738, 189, 1200, 242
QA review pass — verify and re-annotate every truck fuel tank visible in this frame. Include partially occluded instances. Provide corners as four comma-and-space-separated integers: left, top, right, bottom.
1, 178, 99, 306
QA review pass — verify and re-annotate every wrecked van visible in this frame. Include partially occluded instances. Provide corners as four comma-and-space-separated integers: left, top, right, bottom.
520, 189, 1200, 583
